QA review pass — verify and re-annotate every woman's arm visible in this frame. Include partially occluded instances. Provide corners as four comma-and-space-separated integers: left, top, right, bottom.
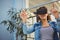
19, 10, 35, 34
22, 23, 35, 34
50, 3, 59, 19
51, 21, 60, 32
56, 18, 60, 33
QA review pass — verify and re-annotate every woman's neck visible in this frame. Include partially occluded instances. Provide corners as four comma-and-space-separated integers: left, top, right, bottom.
41, 19, 50, 27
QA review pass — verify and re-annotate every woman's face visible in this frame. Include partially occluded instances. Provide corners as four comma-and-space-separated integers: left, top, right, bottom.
38, 14, 48, 20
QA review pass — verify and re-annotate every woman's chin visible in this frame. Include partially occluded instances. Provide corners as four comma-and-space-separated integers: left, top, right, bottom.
41, 18, 46, 20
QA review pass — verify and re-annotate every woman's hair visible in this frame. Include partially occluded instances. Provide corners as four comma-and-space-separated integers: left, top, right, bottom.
36, 14, 51, 22
35, 6, 51, 22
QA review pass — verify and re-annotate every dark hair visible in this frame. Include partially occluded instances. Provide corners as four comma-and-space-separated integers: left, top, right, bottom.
36, 14, 51, 22
35, 6, 51, 22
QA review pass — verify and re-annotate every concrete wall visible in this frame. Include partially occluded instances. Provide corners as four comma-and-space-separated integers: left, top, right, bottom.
0, 0, 29, 40
0, 0, 14, 40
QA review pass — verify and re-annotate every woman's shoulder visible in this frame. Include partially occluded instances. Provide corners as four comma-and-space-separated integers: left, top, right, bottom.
49, 21, 57, 24
49, 21, 57, 28
34, 22, 41, 26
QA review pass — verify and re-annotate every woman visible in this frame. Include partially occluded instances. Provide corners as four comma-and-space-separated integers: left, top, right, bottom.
20, 6, 60, 40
